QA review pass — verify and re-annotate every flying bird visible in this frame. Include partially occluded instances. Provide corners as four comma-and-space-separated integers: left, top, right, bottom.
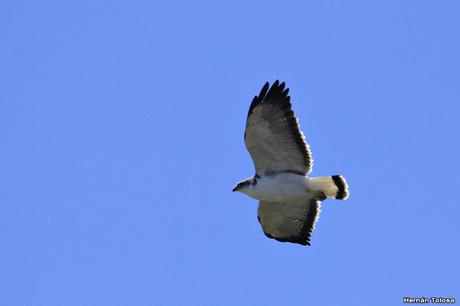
233, 80, 349, 246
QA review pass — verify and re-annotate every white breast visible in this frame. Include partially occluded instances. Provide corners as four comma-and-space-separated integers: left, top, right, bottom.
243, 172, 309, 202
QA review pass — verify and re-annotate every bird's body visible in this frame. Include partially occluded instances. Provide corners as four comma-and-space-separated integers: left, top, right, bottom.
233, 80, 350, 246
239, 172, 311, 202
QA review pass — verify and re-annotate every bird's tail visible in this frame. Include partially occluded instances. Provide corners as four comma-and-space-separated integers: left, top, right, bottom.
309, 175, 349, 200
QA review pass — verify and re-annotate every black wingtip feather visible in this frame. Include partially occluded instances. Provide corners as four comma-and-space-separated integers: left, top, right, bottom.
279, 82, 285, 92
260, 82, 269, 96
247, 80, 290, 119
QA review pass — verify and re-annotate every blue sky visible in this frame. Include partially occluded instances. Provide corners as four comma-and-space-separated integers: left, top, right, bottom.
1, 1, 459, 305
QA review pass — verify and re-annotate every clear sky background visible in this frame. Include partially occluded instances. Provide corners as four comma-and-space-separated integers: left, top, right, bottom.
1, 1, 459, 305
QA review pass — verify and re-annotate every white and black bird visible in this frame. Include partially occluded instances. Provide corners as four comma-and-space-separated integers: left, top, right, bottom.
233, 80, 349, 246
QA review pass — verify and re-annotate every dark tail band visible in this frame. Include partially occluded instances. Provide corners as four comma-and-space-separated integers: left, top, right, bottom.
331, 175, 349, 200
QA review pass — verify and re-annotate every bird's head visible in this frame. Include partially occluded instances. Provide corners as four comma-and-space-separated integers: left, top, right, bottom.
232, 176, 258, 194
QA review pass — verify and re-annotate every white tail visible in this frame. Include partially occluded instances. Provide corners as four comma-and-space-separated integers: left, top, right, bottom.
309, 175, 349, 200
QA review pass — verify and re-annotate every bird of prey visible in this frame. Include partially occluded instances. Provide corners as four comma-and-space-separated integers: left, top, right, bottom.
233, 80, 349, 246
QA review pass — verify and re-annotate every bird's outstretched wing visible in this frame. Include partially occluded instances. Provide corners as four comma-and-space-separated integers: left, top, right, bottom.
245, 81, 312, 176
257, 198, 321, 246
